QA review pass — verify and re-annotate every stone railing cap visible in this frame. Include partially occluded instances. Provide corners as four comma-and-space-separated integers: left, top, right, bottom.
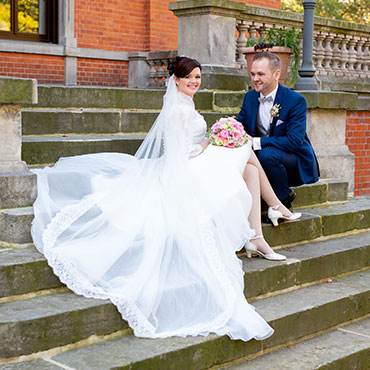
0, 77, 37, 105
299, 91, 358, 110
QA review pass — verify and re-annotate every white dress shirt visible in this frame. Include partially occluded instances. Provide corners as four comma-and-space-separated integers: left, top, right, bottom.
253, 86, 278, 150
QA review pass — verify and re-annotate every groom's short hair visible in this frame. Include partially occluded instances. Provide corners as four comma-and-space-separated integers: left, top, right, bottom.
253, 52, 281, 72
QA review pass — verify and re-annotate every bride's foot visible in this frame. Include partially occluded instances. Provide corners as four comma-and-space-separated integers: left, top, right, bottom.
267, 202, 301, 227
245, 235, 286, 261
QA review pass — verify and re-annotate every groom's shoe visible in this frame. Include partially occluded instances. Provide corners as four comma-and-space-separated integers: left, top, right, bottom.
289, 187, 297, 203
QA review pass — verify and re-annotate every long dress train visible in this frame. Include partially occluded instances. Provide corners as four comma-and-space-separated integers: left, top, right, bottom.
31, 77, 274, 341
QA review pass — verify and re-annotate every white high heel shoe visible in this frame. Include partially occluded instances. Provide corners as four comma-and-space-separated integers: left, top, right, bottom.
268, 203, 301, 227
245, 235, 287, 261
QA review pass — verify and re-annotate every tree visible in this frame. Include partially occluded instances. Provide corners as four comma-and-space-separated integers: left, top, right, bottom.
281, 0, 369, 25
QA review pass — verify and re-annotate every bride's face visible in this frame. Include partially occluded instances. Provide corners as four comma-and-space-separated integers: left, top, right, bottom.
174, 67, 201, 98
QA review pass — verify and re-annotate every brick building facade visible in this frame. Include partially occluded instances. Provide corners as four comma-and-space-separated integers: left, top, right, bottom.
0, 0, 280, 86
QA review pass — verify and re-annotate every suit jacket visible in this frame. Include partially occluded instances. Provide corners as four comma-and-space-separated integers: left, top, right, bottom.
237, 83, 319, 184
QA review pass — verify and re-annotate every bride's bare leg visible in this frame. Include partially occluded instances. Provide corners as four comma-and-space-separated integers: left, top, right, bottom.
243, 164, 275, 255
247, 150, 292, 217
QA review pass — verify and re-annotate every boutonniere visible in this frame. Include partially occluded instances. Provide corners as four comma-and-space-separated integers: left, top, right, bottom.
270, 104, 281, 118
269, 104, 281, 124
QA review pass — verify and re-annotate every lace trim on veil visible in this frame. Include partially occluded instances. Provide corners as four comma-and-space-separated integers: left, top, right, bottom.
41, 195, 156, 336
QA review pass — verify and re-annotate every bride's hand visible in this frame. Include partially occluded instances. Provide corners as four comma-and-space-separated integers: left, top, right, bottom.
200, 138, 210, 151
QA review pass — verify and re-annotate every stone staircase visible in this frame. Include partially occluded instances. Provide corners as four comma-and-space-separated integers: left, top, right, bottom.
21, 85, 236, 166
0, 85, 369, 369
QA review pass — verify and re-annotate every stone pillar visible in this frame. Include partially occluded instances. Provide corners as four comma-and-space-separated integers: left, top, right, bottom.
169, 0, 247, 90
128, 53, 149, 88
0, 77, 38, 209
301, 91, 357, 191
59, 0, 78, 85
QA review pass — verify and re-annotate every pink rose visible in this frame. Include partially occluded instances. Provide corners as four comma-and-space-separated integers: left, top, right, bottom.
226, 142, 235, 148
220, 129, 229, 138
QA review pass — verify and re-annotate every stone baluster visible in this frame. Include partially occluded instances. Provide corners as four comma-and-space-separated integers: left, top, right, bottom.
236, 20, 248, 68
258, 24, 268, 42
148, 60, 157, 88
323, 33, 334, 75
347, 37, 358, 74
355, 38, 365, 75
158, 60, 167, 87
331, 35, 342, 74
363, 40, 370, 74
248, 23, 258, 41
314, 32, 326, 74
164, 59, 171, 80
339, 36, 350, 73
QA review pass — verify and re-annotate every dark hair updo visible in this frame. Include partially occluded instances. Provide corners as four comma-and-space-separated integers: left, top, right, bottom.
168, 56, 202, 78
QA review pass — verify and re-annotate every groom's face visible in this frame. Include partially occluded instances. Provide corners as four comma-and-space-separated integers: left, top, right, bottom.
250, 58, 280, 96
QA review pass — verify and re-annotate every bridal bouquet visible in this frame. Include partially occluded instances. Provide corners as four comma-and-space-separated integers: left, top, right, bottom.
208, 117, 248, 148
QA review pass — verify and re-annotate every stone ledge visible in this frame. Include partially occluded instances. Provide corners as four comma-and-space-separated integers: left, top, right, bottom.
0, 77, 37, 105
299, 91, 358, 110
318, 76, 370, 95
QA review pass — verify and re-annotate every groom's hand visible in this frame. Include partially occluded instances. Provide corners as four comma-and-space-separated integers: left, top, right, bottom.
246, 134, 253, 141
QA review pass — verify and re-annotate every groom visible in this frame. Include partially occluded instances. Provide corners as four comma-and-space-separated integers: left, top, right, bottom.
237, 51, 319, 209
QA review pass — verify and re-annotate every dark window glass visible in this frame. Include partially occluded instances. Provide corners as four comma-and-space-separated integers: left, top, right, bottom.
0, 0, 57, 42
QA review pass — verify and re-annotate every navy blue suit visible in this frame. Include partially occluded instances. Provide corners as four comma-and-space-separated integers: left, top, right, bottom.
237, 84, 319, 207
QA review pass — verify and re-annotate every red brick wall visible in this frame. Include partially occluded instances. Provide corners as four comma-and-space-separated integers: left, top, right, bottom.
147, 0, 178, 51
0, 52, 64, 84
77, 58, 128, 86
74, 0, 148, 51
74, 0, 281, 53
346, 110, 370, 196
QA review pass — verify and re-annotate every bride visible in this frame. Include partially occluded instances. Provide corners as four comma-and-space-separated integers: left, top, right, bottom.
31, 56, 300, 342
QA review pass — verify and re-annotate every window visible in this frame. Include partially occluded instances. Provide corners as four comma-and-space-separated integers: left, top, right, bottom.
0, 0, 58, 43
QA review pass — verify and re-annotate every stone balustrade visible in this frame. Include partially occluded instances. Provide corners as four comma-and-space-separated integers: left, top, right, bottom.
128, 51, 178, 89
235, 11, 370, 78
169, 0, 370, 92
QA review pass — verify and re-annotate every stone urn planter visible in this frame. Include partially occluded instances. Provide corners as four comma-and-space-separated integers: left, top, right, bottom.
243, 46, 293, 86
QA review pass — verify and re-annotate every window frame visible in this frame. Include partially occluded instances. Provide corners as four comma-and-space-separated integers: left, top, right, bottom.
0, 0, 58, 43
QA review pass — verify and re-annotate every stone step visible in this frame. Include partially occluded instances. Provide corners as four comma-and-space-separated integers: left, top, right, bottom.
22, 134, 145, 165
29, 85, 217, 110
292, 179, 348, 208
225, 317, 370, 370
0, 291, 126, 359
1, 269, 368, 367
28, 85, 332, 112
1, 229, 369, 302
21, 109, 228, 136
299, 196, 370, 236
263, 197, 370, 246
0, 192, 364, 248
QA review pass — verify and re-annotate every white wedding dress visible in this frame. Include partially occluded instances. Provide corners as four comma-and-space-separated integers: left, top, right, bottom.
31, 76, 274, 341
